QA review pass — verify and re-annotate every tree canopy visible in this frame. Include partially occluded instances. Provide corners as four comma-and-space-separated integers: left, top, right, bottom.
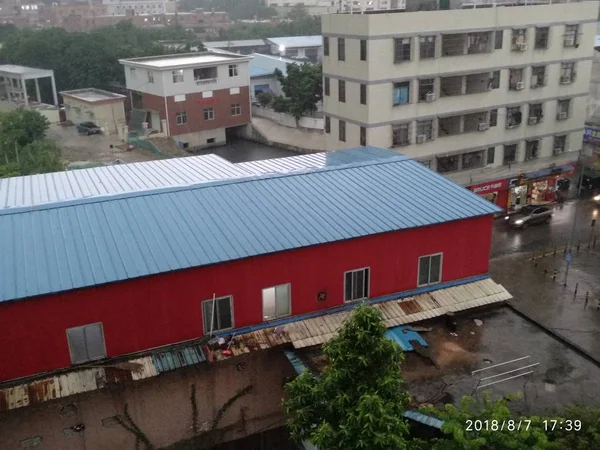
274, 63, 322, 119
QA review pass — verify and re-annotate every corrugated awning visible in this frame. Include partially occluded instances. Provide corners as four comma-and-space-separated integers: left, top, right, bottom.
521, 163, 574, 181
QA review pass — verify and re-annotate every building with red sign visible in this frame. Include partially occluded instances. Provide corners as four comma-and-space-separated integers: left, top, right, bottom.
120, 51, 251, 149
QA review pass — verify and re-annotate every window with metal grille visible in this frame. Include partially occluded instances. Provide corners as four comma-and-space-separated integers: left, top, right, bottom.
560, 63, 575, 83
147, 71, 154, 84
338, 80, 345, 103
503, 144, 517, 164
172, 69, 184, 83
554, 135, 567, 154
339, 119, 346, 142
529, 103, 543, 122
418, 78, 435, 102
462, 150, 485, 169
360, 39, 367, 61
419, 36, 435, 59
324, 36, 329, 56
490, 70, 500, 89
489, 109, 498, 127
325, 116, 330, 133
487, 147, 495, 165
228, 64, 238, 77
175, 111, 187, 125
392, 123, 410, 146
393, 81, 410, 105
338, 37, 345, 61
360, 84, 367, 105
506, 106, 522, 128
360, 126, 366, 146
511, 28, 527, 51
531, 66, 546, 87
394, 37, 411, 63
204, 107, 214, 120
437, 155, 459, 173
525, 140, 539, 161
324, 76, 330, 96
418, 254, 442, 286
230, 104, 241, 116
417, 120, 433, 140
262, 284, 290, 320
494, 30, 503, 49
344, 268, 369, 302
558, 99, 571, 117
66, 323, 106, 364
509, 68, 524, 90
533, 27, 548, 49
202, 296, 233, 334
564, 24, 579, 47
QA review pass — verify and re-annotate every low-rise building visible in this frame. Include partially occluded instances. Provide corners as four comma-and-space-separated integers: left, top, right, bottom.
120, 51, 252, 149
102, 0, 176, 16
249, 53, 301, 99
266, 35, 323, 62
60, 88, 126, 134
204, 39, 272, 55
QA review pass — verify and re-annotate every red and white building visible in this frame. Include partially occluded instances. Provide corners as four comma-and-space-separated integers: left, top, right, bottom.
120, 51, 252, 149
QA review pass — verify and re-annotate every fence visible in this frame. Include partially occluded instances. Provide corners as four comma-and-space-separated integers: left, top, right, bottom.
128, 136, 168, 158
251, 106, 324, 130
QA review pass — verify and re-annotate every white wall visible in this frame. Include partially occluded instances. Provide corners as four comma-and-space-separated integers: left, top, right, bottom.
173, 127, 226, 149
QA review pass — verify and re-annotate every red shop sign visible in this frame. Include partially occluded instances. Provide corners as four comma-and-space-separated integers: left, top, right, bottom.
468, 179, 508, 195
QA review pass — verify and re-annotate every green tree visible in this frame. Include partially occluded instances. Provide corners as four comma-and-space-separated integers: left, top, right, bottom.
0, 108, 49, 163
283, 305, 411, 450
274, 63, 322, 119
547, 405, 600, 450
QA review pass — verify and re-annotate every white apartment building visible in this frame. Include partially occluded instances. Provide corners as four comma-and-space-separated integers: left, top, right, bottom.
102, 0, 176, 15
322, 1, 599, 209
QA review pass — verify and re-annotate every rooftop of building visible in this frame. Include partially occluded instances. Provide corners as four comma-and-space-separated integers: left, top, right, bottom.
0, 64, 53, 80
248, 53, 301, 77
265, 35, 323, 48
0, 147, 500, 303
119, 51, 250, 69
60, 88, 126, 103
204, 39, 268, 48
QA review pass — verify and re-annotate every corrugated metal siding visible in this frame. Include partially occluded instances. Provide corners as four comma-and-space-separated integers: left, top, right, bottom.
0, 154, 251, 210
0, 157, 500, 302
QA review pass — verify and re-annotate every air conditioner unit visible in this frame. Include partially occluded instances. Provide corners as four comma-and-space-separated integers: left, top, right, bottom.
416, 134, 427, 144
515, 81, 525, 90
560, 76, 572, 84
557, 112, 568, 120
478, 122, 489, 131
425, 92, 436, 102
518, 42, 528, 51
528, 116, 538, 125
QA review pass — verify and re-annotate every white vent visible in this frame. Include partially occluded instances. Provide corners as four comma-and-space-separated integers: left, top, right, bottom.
478, 122, 489, 131
557, 112, 568, 120
515, 81, 525, 90
416, 134, 427, 144
528, 117, 538, 125
425, 92, 436, 102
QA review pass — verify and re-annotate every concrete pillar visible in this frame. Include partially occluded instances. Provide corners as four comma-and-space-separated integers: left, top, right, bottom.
161, 118, 169, 136
34, 78, 41, 103
22, 76, 28, 107
50, 74, 58, 106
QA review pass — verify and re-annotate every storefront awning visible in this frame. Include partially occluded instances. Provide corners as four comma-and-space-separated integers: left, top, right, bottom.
521, 163, 574, 181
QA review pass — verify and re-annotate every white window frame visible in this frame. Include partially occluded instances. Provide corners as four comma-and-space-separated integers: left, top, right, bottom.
228, 64, 238, 77
175, 111, 187, 125
417, 253, 443, 287
204, 107, 215, 120
262, 283, 291, 321
66, 322, 107, 365
231, 103, 241, 116
202, 296, 234, 335
172, 69, 184, 84
344, 267, 370, 302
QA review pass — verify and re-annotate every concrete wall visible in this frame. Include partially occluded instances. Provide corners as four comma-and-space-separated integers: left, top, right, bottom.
174, 127, 227, 149
252, 106, 324, 130
0, 349, 295, 450
64, 98, 126, 134
251, 75, 282, 99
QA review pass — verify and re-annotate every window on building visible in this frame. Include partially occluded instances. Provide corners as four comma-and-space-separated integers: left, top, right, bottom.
419, 36, 435, 59
324, 36, 329, 56
528, 103, 543, 123
489, 109, 498, 127
360, 84, 367, 105
462, 150, 485, 169
175, 111, 187, 125
503, 144, 517, 164
437, 155, 459, 173
506, 106, 522, 128
564, 24, 579, 47
417, 120, 433, 141
344, 268, 370, 302
324, 76, 330, 96
392, 123, 410, 146
525, 140, 539, 161
557, 99, 571, 119
554, 135, 567, 155
535, 27, 549, 49
509, 68, 524, 90
338, 119, 346, 142
511, 28, 527, 51
325, 116, 330, 133
230, 103, 241, 116
194, 67, 217, 81
490, 70, 500, 89
204, 107, 215, 120
394, 37, 412, 63
338, 80, 346, 103
494, 30, 503, 49
228, 64, 238, 77
487, 147, 495, 165
360, 126, 366, 146
202, 296, 233, 334
172, 69, 184, 83
338, 37, 345, 61
66, 323, 106, 364
560, 62, 576, 83
262, 284, 290, 320
147, 71, 154, 83
360, 39, 367, 61
418, 254, 442, 286
130, 67, 136, 78
531, 66, 546, 88
418, 78, 435, 102
393, 81, 410, 105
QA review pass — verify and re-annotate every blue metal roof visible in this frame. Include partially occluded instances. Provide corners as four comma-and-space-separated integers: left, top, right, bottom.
0, 151, 500, 303
385, 326, 428, 352
249, 53, 300, 78
521, 163, 574, 180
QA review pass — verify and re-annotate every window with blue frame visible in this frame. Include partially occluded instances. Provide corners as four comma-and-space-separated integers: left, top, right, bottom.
393, 81, 410, 105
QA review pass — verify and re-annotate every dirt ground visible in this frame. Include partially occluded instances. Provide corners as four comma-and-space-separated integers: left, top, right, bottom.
47, 124, 159, 165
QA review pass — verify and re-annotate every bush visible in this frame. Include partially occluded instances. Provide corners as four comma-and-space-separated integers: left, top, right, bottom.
272, 96, 291, 113
257, 92, 272, 107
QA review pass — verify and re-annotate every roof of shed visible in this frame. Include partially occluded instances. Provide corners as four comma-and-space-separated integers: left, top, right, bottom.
204, 39, 267, 48
265, 35, 323, 48
249, 53, 300, 78
0, 152, 500, 303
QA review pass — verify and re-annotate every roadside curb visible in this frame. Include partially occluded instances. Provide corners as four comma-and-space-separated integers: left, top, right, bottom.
505, 302, 600, 368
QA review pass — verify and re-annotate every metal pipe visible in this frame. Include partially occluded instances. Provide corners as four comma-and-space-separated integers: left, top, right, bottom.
479, 363, 540, 382
472, 356, 530, 374
477, 371, 535, 389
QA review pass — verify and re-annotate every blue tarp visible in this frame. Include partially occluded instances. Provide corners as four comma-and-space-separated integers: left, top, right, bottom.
521, 163, 574, 181
385, 326, 428, 351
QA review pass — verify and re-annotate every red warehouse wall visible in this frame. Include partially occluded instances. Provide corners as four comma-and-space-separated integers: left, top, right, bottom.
0, 215, 493, 382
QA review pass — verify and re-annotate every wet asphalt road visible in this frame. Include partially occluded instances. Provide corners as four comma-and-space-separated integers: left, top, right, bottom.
491, 199, 600, 259
190, 139, 298, 163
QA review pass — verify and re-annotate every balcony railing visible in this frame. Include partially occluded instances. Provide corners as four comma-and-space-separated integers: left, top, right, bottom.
195, 78, 217, 85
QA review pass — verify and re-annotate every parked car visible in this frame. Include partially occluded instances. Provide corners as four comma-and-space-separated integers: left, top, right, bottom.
77, 122, 101, 135
505, 205, 553, 228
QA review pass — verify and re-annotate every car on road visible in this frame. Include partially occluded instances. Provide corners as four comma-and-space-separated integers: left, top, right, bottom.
505, 205, 553, 228
77, 122, 101, 135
